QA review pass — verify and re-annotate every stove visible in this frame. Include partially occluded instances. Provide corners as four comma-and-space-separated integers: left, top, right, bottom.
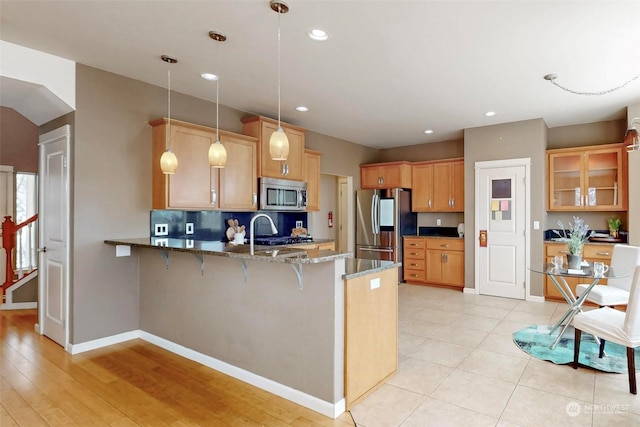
253, 236, 313, 246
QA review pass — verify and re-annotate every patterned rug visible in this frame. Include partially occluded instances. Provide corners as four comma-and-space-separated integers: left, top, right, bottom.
513, 325, 637, 374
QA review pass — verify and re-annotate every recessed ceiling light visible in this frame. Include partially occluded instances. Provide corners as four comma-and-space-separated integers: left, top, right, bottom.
201, 73, 218, 81
296, 106, 309, 112
484, 111, 496, 117
308, 29, 328, 41
424, 129, 434, 134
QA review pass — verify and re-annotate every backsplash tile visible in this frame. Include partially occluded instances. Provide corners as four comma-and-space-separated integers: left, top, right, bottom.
151, 210, 308, 242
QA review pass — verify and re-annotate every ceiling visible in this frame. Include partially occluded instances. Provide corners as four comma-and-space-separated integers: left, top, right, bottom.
1, 0, 639, 149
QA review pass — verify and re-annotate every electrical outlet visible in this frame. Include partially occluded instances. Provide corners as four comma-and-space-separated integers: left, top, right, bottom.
436, 218, 442, 226
186, 222, 194, 235
296, 220, 303, 228
154, 223, 169, 236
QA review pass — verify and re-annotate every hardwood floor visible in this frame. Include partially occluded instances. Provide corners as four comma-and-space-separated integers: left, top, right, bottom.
0, 310, 356, 426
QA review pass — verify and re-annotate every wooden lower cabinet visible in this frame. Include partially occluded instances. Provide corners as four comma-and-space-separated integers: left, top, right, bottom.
345, 267, 398, 409
544, 242, 613, 301
404, 237, 464, 289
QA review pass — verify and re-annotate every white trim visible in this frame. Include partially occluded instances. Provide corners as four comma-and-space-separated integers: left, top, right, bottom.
1, 302, 37, 310
526, 295, 545, 303
69, 330, 140, 355
67, 329, 345, 419
463, 287, 478, 295
474, 158, 532, 300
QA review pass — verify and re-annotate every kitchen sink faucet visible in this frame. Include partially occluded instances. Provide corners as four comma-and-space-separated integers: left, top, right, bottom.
249, 213, 278, 255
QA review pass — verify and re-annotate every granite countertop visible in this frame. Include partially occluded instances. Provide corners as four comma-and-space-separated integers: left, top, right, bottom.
343, 259, 401, 280
104, 237, 350, 264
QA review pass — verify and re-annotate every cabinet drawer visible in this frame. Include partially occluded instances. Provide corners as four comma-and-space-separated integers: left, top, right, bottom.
404, 268, 425, 282
404, 238, 426, 250
583, 244, 613, 260
404, 259, 425, 270
404, 248, 425, 259
545, 244, 569, 257
426, 239, 464, 251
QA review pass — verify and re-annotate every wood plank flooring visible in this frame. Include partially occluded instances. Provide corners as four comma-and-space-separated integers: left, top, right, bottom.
0, 310, 356, 426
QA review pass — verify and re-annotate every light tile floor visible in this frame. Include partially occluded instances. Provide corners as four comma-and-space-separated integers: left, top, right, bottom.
349, 284, 640, 427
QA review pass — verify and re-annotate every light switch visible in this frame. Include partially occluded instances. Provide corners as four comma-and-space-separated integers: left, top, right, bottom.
115, 245, 131, 257
533, 221, 540, 230
370, 277, 380, 290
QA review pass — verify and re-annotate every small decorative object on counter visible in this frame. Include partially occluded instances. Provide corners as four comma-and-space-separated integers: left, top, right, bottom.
553, 216, 594, 269
607, 217, 622, 238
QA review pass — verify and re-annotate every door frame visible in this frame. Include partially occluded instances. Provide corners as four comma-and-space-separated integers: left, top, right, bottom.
36, 125, 71, 350
474, 158, 532, 299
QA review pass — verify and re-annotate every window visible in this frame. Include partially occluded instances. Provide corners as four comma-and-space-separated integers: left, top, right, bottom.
15, 173, 38, 270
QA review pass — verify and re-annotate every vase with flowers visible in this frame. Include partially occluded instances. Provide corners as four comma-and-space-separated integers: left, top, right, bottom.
553, 216, 594, 269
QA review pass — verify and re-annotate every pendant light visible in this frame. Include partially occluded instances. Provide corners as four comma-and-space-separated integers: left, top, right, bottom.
160, 55, 178, 174
269, 0, 289, 161
208, 31, 228, 168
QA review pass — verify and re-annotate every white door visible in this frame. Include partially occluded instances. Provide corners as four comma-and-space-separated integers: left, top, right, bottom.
1, 165, 15, 290
38, 126, 70, 348
338, 178, 348, 252
475, 159, 529, 299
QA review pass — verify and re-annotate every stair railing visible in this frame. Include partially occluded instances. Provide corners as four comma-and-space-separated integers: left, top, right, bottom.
2, 214, 39, 295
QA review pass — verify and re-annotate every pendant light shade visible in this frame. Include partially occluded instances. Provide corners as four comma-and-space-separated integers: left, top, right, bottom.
160, 55, 178, 174
269, 127, 289, 160
626, 117, 640, 152
269, 0, 289, 161
160, 150, 178, 174
209, 31, 228, 168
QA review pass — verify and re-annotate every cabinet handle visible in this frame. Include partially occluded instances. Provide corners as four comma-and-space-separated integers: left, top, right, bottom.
410, 243, 418, 246
560, 250, 569, 254
596, 252, 611, 256
410, 263, 418, 267
211, 190, 217, 205
253, 193, 257, 206
451, 198, 454, 207
428, 199, 432, 208
444, 254, 448, 263
440, 244, 449, 248
411, 252, 419, 256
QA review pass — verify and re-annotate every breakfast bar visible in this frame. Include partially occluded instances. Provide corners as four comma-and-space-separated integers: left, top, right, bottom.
104, 238, 399, 418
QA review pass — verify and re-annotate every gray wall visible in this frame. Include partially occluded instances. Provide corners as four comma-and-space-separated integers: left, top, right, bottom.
464, 119, 547, 296
69, 64, 376, 344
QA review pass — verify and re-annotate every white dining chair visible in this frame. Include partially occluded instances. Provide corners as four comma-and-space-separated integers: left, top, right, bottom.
575, 244, 640, 308
573, 265, 640, 394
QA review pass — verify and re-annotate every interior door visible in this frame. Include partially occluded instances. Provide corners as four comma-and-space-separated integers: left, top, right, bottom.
39, 125, 70, 348
476, 160, 529, 299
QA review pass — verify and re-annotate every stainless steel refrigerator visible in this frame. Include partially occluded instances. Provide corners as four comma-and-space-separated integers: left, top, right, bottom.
356, 188, 417, 282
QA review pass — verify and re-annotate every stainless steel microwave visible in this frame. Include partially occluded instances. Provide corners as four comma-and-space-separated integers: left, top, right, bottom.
260, 177, 307, 211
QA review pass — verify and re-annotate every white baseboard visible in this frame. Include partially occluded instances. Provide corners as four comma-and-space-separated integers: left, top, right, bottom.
463, 287, 478, 295
526, 295, 546, 303
68, 329, 344, 418
69, 330, 141, 355
0, 301, 37, 310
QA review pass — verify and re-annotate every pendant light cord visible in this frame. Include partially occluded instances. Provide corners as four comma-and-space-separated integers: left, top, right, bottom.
546, 73, 640, 96
277, 3, 282, 128
167, 68, 172, 150
216, 40, 220, 142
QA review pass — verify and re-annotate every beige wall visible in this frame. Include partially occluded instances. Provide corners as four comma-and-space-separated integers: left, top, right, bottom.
0, 107, 38, 172
377, 139, 464, 163
67, 64, 376, 343
628, 103, 640, 245
547, 119, 626, 149
464, 119, 547, 296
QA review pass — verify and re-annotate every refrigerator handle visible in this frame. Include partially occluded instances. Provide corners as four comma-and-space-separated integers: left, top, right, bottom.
371, 193, 378, 234
374, 193, 380, 234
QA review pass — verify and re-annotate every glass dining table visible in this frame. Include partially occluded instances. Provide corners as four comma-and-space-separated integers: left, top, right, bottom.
529, 262, 627, 350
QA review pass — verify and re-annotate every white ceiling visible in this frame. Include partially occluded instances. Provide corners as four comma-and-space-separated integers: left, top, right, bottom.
1, 0, 639, 149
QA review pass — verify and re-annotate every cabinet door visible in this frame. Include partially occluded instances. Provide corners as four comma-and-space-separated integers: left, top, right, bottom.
411, 163, 433, 211
219, 133, 258, 211
548, 151, 583, 210
260, 121, 305, 181
168, 125, 217, 209
584, 148, 625, 210
379, 165, 404, 188
432, 163, 452, 211
442, 251, 465, 287
425, 250, 444, 283
304, 150, 321, 211
361, 166, 382, 189
450, 161, 464, 212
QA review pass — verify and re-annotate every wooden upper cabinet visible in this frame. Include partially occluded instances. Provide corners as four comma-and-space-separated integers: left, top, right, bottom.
151, 118, 258, 211
547, 143, 627, 211
241, 115, 305, 181
304, 149, 322, 211
411, 162, 434, 211
360, 161, 412, 189
411, 159, 463, 212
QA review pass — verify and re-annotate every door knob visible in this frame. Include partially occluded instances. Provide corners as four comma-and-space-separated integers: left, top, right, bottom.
37, 247, 47, 253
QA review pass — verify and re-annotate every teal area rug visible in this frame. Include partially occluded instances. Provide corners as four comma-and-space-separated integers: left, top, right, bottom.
513, 325, 637, 374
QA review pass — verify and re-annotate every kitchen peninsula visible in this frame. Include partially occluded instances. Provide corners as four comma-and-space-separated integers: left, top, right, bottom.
104, 237, 399, 418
